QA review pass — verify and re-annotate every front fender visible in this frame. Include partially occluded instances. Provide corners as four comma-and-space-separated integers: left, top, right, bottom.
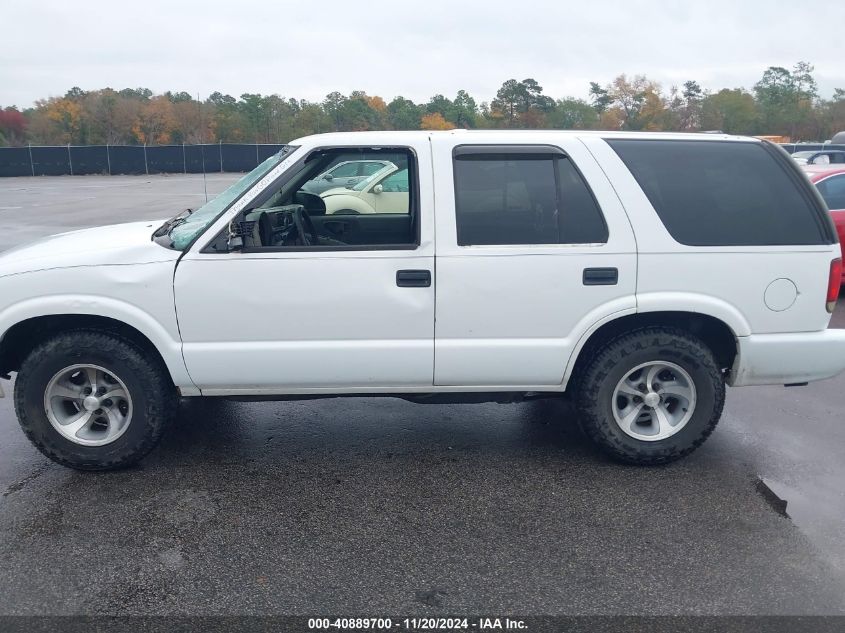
0, 264, 196, 392
323, 195, 375, 214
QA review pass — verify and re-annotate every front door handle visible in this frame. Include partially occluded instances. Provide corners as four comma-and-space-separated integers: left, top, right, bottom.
396, 269, 431, 287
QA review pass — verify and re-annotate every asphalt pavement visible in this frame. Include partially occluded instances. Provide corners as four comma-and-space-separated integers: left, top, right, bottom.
0, 174, 844, 615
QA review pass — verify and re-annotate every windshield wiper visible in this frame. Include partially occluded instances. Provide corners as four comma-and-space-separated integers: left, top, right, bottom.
153, 208, 194, 239
166, 208, 195, 234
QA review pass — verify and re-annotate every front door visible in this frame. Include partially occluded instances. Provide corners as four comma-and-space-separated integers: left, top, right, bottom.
174, 144, 435, 394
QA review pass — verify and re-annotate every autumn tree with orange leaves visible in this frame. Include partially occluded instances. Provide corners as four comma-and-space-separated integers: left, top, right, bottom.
2, 63, 845, 147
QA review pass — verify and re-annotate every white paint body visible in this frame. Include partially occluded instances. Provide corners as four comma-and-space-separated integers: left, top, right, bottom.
2, 130, 845, 399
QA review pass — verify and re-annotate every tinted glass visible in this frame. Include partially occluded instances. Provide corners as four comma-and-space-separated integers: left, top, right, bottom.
609, 139, 827, 246
455, 158, 557, 245
558, 159, 609, 243
454, 155, 607, 246
817, 175, 845, 210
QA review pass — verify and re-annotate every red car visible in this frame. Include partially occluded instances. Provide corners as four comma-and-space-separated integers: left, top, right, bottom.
804, 165, 845, 283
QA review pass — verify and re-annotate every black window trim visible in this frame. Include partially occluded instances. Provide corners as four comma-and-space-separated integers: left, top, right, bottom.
202, 145, 422, 254
451, 143, 609, 247
453, 144, 566, 159
607, 137, 837, 247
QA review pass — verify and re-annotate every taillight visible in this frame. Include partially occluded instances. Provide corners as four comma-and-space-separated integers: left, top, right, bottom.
827, 258, 842, 313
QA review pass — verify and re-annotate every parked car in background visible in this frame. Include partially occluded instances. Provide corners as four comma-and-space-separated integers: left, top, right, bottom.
805, 165, 845, 283
301, 159, 394, 194
791, 150, 845, 165
321, 163, 409, 214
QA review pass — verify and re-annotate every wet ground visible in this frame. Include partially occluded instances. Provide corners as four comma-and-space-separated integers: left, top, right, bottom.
0, 174, 844, 615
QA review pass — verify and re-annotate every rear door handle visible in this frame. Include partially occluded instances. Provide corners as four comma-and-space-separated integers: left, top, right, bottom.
396, 269, 431, 287
583, 267, 618, 286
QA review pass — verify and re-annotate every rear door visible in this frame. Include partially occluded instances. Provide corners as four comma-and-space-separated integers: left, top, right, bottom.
431, 136, 637, 387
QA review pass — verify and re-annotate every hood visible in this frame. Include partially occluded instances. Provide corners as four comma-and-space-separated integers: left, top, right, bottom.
321, 187, 358, 197
0, 220, 180, 278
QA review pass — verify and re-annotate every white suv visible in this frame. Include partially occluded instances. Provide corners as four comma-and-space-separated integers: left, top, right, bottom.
1, 131, 844, 470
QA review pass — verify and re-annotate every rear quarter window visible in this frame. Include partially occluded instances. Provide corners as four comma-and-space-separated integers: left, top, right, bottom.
608, 139, 830, 246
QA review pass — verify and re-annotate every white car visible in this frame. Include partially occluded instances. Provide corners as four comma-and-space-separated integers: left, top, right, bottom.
300, 159, 394, 195
1, 131, 844, 471
320, 164, 410, 215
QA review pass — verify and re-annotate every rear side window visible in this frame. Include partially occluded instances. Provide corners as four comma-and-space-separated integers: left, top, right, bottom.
608, 139, 829, 246
453, 151, 608, 246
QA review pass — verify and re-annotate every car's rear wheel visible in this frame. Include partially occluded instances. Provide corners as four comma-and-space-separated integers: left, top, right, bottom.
574, 327, 725, 465
14, 330, 175, 471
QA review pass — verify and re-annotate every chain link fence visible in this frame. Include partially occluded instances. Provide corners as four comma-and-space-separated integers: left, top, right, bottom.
0, 143, 288, 177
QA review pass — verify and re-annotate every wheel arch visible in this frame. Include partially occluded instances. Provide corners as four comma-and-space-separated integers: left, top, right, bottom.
564, 310, 739, 390
0, 311, 192, 391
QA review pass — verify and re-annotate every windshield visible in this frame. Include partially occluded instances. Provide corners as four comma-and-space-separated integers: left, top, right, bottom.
164, 146, 296, 250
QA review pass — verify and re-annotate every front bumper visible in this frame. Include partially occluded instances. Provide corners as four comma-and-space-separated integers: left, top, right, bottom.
730, 329, 845, 387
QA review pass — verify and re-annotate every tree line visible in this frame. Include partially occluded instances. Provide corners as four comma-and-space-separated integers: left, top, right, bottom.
1, 62, 843, 147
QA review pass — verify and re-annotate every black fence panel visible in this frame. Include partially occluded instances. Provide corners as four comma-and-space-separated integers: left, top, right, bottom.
0, 147, 32, 177
257, 144, 287, 162
146, 145, 184, 174
108, 145, 146, 175
222, 144, 258, 172
31, 146, 71, 176
69, 145, 109, 175
184, 144, 222, 174
0, 143, 291, 177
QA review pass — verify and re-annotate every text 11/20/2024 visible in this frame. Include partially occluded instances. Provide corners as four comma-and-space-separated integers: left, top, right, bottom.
308, 618, 528, 630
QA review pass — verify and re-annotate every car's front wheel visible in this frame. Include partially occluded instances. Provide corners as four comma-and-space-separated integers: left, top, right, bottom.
574, 327, 725, 465
14, 330, 175, 471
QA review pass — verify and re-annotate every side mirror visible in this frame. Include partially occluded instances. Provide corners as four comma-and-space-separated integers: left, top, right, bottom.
373, 184, 384, 194
227, 234, 244, 251
324, 173, 334, 181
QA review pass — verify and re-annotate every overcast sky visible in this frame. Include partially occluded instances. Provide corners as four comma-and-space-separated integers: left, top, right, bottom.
2, 0, 844, 108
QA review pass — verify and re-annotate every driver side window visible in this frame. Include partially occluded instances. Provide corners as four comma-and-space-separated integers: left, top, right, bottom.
237, 148, 417, 251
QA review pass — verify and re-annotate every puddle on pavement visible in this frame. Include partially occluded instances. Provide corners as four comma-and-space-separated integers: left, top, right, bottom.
756, 474, 845, 584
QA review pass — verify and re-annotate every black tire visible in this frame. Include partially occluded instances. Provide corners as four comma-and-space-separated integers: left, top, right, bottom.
14, 330, 176, 471
574, 327, 725, 465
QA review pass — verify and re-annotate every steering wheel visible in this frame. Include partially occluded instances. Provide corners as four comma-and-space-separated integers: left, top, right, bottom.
293, 207, 319, 246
